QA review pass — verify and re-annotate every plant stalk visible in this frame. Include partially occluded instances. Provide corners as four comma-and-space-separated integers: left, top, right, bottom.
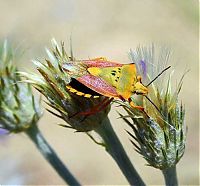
162, 166, 178, 186
95, 117, 145, 186
25, 124, 81, 186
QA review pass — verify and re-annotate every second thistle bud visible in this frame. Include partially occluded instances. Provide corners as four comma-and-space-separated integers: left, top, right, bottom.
121, 45, 187, 170
0, 41, 42, 133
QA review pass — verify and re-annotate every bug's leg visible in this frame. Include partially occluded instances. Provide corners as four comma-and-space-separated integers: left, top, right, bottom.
81, 97, 109, 115
78, 97, 113, 116
119, 95, 126, 102
128, 98, 144, 111
69, 97, 112, 119
95, 97, 114, 113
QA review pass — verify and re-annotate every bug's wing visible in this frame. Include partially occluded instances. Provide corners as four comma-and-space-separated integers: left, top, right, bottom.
62, 60, 122, 77
77, 74, 119, 98
62, 61, 88, 77
83, 60, 123, 68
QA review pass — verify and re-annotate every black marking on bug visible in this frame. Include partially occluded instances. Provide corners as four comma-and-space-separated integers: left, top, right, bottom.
114, 76, 120, 82
67, 78, 101, 98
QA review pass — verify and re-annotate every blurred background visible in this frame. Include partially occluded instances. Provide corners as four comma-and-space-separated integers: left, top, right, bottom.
0, 0, 198, 185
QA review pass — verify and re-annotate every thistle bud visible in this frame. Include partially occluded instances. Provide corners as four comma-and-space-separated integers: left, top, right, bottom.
0, 41, 42, 133
121, 45, 186, 169
21, 39, 110, 132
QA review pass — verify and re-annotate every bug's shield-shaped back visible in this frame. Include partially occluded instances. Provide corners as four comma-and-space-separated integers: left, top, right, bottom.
62, 59, 122, 98
88, 63, 138, 99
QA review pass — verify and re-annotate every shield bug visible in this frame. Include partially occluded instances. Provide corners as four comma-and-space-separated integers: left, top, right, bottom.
62, 57, 170, 115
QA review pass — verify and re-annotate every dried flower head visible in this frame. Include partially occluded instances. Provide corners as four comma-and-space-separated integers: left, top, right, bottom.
0, 41, 42, 133
21, 39, 110, 132
120, 45, 187, 169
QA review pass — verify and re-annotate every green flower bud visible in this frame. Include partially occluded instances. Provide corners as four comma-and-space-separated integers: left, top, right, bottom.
21, 39, 110, 132
0, 41, 42, 133
121, 45, 187, 169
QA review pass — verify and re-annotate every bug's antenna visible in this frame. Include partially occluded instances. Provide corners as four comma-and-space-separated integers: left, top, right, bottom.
144, 95, 163, 116
146, 66, 171, 87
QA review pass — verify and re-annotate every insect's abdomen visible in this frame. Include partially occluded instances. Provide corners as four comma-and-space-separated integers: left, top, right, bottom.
67, 78, 101, 98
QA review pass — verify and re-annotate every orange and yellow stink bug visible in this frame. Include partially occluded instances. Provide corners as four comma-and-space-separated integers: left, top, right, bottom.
62, 57, 170, 115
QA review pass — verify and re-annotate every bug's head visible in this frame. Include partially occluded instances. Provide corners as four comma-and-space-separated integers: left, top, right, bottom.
133, 76, 148, 95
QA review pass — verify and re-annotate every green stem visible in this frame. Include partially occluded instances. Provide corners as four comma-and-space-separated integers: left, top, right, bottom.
25, 124, 81, 186
95, 117, 145, 186
162, 166, 178, 186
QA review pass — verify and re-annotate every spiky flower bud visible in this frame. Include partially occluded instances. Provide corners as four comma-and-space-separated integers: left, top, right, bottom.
121, 45, 186, 169
21, 39, 110, 132
0, 41, 42, 133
